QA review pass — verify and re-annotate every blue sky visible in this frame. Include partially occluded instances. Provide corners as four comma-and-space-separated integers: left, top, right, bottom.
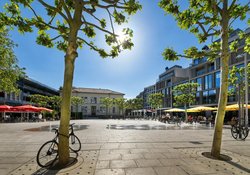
1, 1, 249, 99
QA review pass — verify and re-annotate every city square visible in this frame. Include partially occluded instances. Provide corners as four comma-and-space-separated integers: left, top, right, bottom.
0, 0, 250, 175
0, 119, 249, 175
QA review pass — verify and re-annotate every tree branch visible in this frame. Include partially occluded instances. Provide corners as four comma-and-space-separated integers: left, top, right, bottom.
77, 37, 99, 51
81, 21, 117, 36
50, 35, 63, 41
228, 0, 237, 12
37, 0, 69, 23
27, 4, 60, 31
107, 9, 116, 38
60, 0, 73, 21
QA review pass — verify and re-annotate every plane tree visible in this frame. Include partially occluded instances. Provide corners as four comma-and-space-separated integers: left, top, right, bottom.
148, 93, 164, 117
30, 94, 49, 107
0, 28, 24, 94
173, 82, 199, 122
114, 97, 126, 117
159, 0, 249, 159
100, 97, 113, 117
228, 64, 250, 126
71, 96, 84, 119
132, 97, 143, 110
0, 0, 141, 166
148, 93, 164, 109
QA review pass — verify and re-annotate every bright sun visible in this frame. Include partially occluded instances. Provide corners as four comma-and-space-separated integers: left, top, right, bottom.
116, 30, 129, 43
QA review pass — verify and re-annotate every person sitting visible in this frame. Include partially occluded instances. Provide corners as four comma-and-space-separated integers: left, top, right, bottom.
231, 116, 237, 126
188, 115, 193, 123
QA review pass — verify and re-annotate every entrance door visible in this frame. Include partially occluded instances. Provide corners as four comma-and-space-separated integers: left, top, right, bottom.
91, 106, 96, 116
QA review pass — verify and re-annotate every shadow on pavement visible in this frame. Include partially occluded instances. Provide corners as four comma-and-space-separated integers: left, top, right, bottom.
227, 160, 250, 174
32, 155, 78, 175
24, 124, 89, 132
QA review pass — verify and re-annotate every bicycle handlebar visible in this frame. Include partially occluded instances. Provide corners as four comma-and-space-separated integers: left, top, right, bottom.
51, 128, 58, 134
51, 123, 75, 135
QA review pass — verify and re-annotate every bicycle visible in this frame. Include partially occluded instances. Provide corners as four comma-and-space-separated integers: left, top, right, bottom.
231, 122, 249, 140
36, 123, 81, 167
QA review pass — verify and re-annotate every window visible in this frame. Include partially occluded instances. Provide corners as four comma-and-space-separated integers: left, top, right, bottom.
195, 92, 200, 105
205, 74, 213, 89
100, 107, 106, 113
167, 80, 171, 86
196, 67, 205, 76
228, 94, 236, 102
81, 106, 88, 113
84, 97, 88, 103
0, 92, 4, 98
112, 107, 115, 113
208, 90, 216, 104
193, 57, 207, 65
7, 93, 10, 100
196, 78, 202, 91
194, 59, 199, 65
215, 57, 220, 69
215, 71, 220, 88
236, 63, 244, 68
208, 63, 215, 71
16, 94, 20, 101
90, 97, 97, 104
203, 90, 216, 104
203, 91, 208, 104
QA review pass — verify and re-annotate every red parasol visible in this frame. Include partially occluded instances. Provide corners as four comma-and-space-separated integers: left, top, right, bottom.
37, 107, 53, 113
11, 105, 40, 112
0, 105, 13, 112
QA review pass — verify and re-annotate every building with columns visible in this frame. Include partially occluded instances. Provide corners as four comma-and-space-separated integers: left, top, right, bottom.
71, 87, 124, 118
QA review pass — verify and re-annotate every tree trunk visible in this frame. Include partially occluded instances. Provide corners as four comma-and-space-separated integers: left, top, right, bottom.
211, 0, 229, 158
57, 1, 82, 166
58, 49, 76, 166
184, 103, 188, 122
58, 32, 79, 166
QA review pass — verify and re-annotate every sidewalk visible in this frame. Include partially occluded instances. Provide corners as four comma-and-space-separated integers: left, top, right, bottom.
0, 120, 249, 175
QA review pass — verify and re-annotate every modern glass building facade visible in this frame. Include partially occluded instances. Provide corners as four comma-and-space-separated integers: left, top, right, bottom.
137, 27, 250, 110
0, 77, 59, 106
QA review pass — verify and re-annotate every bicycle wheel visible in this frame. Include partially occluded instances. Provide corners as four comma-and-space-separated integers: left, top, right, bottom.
241, 126, 249, 140
231, 125, 239, 139
37, 140, 58, 167
69, 134, 81, 152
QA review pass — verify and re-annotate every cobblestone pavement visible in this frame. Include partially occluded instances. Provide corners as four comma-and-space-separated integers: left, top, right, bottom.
0, 120, 249, 175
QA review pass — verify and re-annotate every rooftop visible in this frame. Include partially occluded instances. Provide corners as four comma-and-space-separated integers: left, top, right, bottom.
72, 87, 124, 95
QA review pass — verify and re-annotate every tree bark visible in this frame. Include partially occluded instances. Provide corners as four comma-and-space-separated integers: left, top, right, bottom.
211, 0, 229, 158
184, 104, 188, 122
58, 0, 83, 166
58, 44, 77, 166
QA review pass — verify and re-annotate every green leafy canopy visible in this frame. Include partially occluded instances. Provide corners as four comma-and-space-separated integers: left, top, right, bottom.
0, 0, 142, 58
148, 93, 164, 109
173, 83, 199, 107
0, 28, 25, 93
159, 0, 250, 61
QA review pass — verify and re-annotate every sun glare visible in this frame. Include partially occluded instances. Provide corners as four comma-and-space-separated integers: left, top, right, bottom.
116, 30, 129, 44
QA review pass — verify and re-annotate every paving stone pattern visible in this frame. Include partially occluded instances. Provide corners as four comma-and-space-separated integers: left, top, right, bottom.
0, 120, 249, 175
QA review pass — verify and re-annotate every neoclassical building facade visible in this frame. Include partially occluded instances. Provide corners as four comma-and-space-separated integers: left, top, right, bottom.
71, 87, 124, 118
